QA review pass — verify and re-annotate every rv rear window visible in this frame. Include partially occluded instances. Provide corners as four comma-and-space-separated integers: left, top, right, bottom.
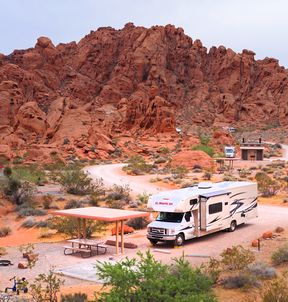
209, 202, 223, 214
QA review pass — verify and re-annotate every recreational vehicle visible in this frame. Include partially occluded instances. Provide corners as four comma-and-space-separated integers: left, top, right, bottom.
224, 146, 236, 158
146, 181, 258, 246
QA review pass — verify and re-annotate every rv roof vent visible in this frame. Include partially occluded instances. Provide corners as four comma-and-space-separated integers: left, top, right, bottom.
198, 182, 212, 189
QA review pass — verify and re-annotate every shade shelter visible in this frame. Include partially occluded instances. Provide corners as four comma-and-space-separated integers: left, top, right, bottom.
53, 207, 149, 254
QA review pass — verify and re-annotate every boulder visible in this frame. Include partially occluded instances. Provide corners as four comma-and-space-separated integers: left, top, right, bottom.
170, 150, 214, 170
18, 262, 28, 269
262, 231, 273, 239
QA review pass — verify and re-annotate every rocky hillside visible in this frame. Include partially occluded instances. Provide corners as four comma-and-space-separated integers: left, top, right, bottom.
0, 23, 287, 162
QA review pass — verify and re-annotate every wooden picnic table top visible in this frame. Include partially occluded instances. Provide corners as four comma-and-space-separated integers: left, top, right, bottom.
67, 238, 102, 246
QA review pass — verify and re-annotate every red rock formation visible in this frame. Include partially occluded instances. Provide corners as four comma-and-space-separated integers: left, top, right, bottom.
0, 23, 287, 162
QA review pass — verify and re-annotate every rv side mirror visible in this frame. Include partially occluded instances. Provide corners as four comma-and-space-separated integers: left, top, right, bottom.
190, 199, 198, 205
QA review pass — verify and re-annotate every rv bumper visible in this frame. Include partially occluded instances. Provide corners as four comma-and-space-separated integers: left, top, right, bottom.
147, 234, 176, 241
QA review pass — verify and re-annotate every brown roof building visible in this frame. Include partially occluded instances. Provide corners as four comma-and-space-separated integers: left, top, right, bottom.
240, 138, 264, 161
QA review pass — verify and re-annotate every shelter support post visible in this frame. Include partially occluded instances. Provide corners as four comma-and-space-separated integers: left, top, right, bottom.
115, 221, 119, 254
83, 219, 87, 239
121, 220, 124, 254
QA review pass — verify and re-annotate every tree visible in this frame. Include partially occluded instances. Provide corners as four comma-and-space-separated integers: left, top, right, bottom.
95, 251, 216, 302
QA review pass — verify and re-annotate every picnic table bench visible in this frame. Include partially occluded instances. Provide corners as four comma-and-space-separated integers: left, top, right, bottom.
63, 239, 108, 258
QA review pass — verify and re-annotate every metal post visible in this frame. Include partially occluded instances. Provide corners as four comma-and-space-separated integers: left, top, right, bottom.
83, 219, 87, 240
121, 220, 124, 254
115, 221, 119, 254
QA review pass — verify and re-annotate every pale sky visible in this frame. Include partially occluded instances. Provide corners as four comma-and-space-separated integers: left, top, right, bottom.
0, 0, 287, 66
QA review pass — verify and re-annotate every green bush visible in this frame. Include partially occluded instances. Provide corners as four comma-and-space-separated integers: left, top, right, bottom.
51, 217, 106, 238
12, 164, 46, 184
61, 293, 87, 302
172, 166, 189, 179
95, 251, 216, 302
126, 217, 149, 230
123, 155, 153, 175
106, 184, 131, 201
137, 192, 150, 204
220, 245, 255, 270
192, 145, 214, 157
272, 244, 288, 265
0, 226, 12, 237
57, 165, 104, 196
17, 205, 46, 217
3, 166, 12, 177
255, 172, 281, 197
107, 199, 126, 209
21, 217, 37, 228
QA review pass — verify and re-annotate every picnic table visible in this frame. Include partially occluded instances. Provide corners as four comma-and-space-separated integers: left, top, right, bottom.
63, 238, 108, 258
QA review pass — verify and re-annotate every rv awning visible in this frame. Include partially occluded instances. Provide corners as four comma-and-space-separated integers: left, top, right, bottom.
53, 207, 149, 254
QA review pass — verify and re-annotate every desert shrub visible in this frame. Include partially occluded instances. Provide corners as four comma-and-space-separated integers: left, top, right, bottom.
42, 194, 53, 209
30, 268, 64, 302
193, 164, 202, 170
199, 134, 211, 146
0, 246, 7, 255
88, 193, 100, 206
222, 173, 237, 181
17, 205, 46, 217
172, 165, 189, 179
58, 165, 104, 196
222, 272, 260, 289
95, 251, 216, 302
0, 226, 12, 237
64, 199, 83, 209
202, 257, 222, 284
137, 192, 150, 204
154, 157, 167, 164
192, 145, 214, 157
51, 217, 106, 238
2, 177, 36, 205
106, 184, 131, 201
181, 181, 197, 188
123, 155, 153, 175
262, 273, 288, 302
36, 220, 51, 228
126, 217, 149, 230
271, 244, 288, 265
21, 217, 37, 228
107, 199, 126, 209
61, 293, 88, 302
220, 246, 255, 270
203, 171, 212, 180
247, 262, 276, 279
158, 147, 170, 155
3, 166, 12, 177
255, 172, 281, 197
38, 228, 55, 238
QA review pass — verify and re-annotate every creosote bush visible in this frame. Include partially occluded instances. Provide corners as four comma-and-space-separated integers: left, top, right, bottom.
220, 245, 255, 270
172, 165, 189, 179
57, 165, 104, 196
61, 293, 88, 302
247, 262, 276, 279
255, 172, 280, 197
222, 272, 260, 289
123, 155, 153, 175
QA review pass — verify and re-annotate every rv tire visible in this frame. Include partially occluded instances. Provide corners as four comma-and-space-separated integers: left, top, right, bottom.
174, 234, 184, 246
228, 221, 236, 232
149, 239, 158, 246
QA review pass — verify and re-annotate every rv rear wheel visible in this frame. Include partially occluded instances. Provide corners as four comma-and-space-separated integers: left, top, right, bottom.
228, 221, 236, 232
174, 234, 184, 246
149, 239, 158, 246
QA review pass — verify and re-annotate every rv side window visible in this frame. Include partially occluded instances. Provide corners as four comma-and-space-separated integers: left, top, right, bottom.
209, 202, 223, 214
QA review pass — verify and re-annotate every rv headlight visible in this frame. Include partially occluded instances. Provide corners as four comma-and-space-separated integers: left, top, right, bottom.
168, 229, 175, 235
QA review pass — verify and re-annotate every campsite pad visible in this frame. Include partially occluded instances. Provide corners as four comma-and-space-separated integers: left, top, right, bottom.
56, 259, 119, 283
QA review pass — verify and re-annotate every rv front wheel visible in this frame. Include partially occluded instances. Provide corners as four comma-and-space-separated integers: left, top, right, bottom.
174, 234, 184, 246
228, 221, 236, 232
149, 239, 158, 246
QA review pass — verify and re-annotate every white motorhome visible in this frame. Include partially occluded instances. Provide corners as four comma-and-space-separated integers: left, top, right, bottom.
147, 181, 258, 246
224, 146, 235, 158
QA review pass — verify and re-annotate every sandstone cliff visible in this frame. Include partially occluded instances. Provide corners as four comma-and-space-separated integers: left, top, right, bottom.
0, 23, 287, 162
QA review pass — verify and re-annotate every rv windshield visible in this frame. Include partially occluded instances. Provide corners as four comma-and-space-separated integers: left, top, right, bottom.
156, 212, 184, 223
